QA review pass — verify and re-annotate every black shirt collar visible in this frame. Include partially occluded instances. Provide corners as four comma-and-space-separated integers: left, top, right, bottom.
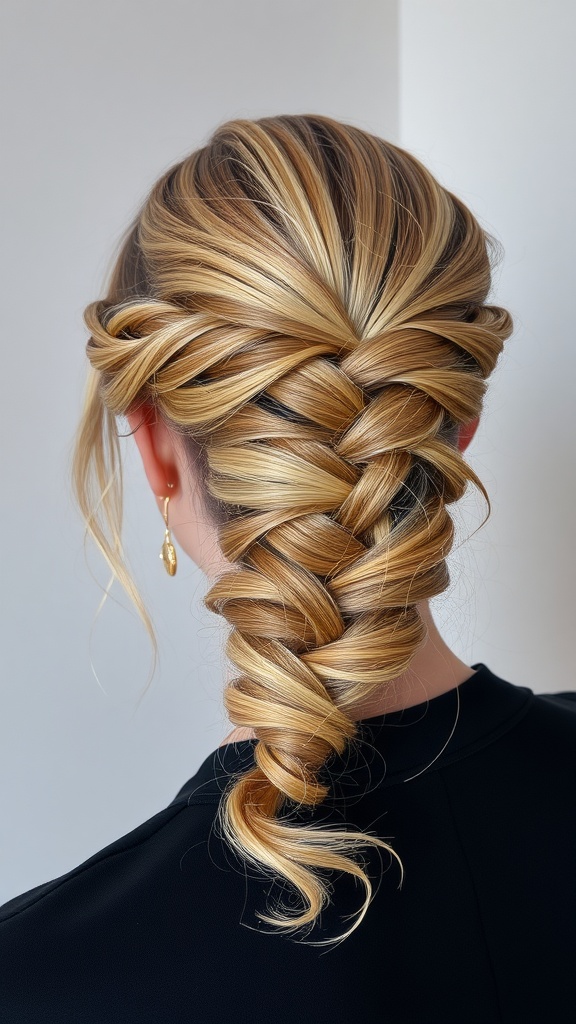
171, 663, 534, 806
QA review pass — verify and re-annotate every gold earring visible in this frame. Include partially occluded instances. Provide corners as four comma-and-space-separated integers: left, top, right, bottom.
158, 487, 177, 576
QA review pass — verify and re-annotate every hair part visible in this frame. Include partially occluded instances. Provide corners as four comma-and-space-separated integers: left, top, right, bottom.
72, 113, 512, 946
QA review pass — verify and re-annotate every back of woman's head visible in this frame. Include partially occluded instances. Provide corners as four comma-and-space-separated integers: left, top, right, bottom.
72, 113, 512, 946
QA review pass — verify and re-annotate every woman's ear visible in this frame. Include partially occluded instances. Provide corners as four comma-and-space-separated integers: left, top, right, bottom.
125, 404, 183, 500
125, 404, 229, 578
457, 416, 480, 453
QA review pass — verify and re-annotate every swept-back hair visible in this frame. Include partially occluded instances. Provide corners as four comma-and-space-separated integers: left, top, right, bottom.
72, 114, 512, 946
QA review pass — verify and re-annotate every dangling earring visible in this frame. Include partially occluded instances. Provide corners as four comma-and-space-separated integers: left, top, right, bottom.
158, 484, 177, 576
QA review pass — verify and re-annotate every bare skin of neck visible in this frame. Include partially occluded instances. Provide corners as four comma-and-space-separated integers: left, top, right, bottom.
218, 601, 476, 747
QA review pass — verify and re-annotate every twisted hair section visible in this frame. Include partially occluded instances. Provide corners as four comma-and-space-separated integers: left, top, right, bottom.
72, 114, 512, 945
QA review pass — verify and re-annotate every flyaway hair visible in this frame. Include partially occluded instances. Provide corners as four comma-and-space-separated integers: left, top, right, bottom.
71, 114, 512, 946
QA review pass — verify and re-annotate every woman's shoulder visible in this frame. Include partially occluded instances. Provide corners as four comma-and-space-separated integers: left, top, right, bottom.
0, 772, 219, 928
535, 688, 576, 708
530, 684, 576, 728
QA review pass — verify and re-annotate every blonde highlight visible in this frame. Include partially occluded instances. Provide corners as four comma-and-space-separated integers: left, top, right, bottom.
71, 114, 512, 946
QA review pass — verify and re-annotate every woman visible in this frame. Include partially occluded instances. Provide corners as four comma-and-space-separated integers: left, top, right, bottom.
0, 114, 574, 1023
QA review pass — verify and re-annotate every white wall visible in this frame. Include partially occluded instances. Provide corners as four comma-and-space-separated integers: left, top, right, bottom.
0, 0, 398, 903
399, 0, 576, 690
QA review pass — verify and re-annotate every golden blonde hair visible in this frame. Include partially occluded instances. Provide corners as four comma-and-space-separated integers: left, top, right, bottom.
72, 114, 512, 946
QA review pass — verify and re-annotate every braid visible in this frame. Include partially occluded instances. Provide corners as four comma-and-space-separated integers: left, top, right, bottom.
72, 114, 513, 946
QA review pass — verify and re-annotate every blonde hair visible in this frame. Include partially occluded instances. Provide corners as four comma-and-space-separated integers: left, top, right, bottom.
72, 114, 512, 946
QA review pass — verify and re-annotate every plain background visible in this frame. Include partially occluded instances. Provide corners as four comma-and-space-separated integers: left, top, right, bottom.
0, 0, 574, 903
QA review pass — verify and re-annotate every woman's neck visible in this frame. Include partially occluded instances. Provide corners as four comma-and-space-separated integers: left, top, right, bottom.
218, 601, 475, 747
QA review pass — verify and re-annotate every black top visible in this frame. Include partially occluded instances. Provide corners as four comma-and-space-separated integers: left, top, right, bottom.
0, 663, 575, 1024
